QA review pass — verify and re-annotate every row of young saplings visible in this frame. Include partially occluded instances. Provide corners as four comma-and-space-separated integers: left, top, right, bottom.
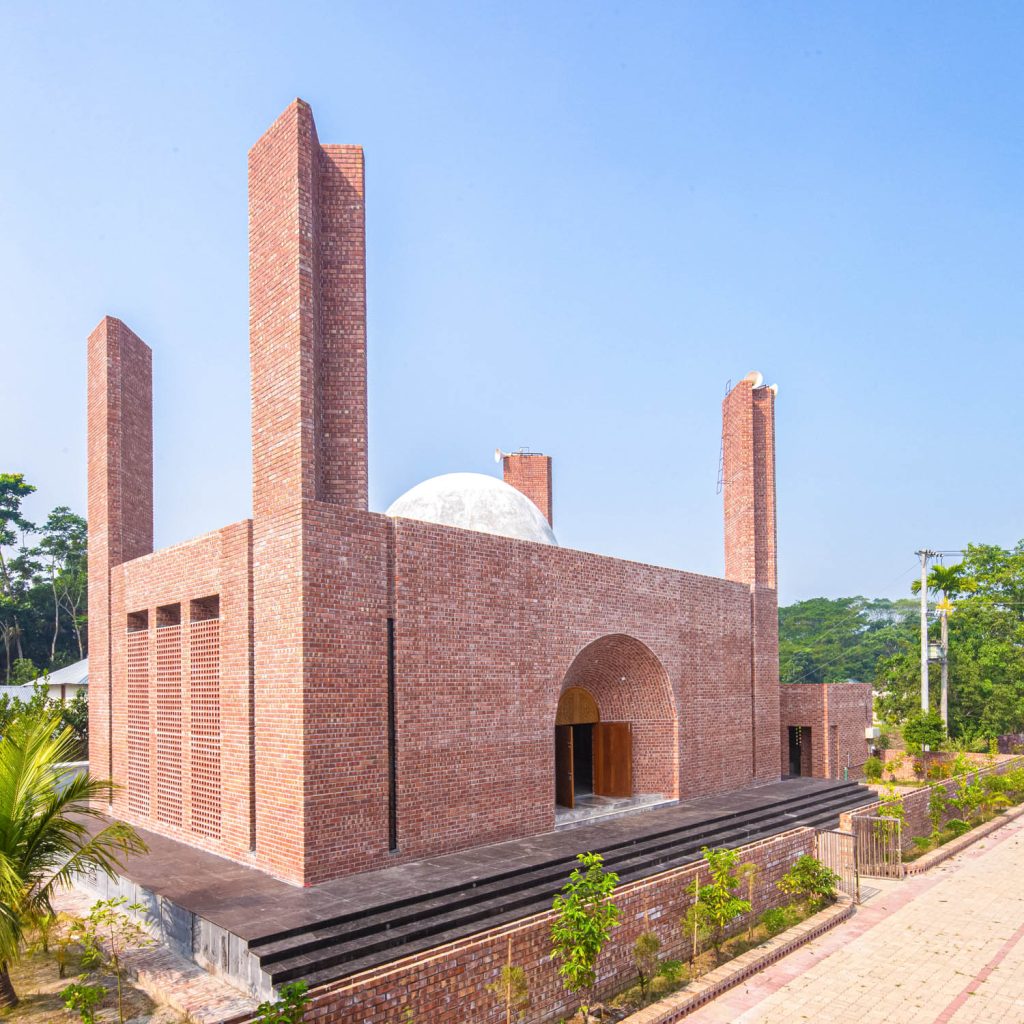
870, 762, 1024, 861
50, 846, 841, 1024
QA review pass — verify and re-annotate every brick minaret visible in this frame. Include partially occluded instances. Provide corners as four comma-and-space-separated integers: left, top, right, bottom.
722, 372, 780, 782
502, 451, 553, 524
87, 317, 153, 784
249, 99, 368, 878
249, 98, 367, 516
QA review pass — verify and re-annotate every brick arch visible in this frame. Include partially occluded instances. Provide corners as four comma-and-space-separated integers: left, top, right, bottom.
558, 634, 679, 798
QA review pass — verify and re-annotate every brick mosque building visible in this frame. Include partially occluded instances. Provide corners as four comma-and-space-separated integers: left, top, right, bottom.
87, 98, 871, 889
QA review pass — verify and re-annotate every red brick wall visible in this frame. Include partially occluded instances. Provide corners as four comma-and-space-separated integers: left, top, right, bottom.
240, 828, 815, 1024
502, 452, 553, 524
779, 683, 872, 779
109, 522, 254, 861
380, 516, 759, 872
87, 317, 153, 787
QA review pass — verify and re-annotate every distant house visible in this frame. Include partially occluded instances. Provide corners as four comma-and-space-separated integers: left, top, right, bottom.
0, 658, 88, 703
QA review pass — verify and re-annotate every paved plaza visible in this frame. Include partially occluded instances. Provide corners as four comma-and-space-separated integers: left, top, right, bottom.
688, 814, 1024, 1024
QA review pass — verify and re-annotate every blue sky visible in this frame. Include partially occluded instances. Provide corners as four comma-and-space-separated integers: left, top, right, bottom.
2, 2, 1022, 605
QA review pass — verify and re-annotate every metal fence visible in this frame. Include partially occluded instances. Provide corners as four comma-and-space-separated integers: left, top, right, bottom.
815, 828, 860, 902
851, 813, 904, 879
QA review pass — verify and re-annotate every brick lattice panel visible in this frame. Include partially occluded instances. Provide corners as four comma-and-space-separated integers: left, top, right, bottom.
126, 629, 150, 816
189, 618, 222, 838
155, 625, 183, 827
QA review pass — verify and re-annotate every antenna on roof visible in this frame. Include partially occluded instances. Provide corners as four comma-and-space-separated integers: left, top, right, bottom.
494, 448, 506, 464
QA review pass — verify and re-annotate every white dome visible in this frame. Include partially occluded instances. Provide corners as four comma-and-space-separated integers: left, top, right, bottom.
386, 472, 558, 546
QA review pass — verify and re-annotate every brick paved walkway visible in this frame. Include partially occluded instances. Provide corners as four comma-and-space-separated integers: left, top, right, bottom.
686, 814, 1024, 1024
53, 887, 257, 1024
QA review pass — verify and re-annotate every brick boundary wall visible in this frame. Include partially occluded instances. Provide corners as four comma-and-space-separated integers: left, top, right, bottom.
840, 756, 1024, 852
228, 828, 815, 1024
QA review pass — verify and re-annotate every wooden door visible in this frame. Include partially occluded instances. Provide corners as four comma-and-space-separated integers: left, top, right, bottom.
555, 725, 574, 808
593, 722, 632, 798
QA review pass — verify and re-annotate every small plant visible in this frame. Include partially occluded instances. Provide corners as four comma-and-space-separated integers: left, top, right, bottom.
864, 755, 883, 782
75, 898, 155, 1024
761, 904, 800, 937
487, 943, 530, 1024
945, 818, 971, 837
550, 852, 620, 1020
777, 855, 840, 909
736, 860, 759, 942
632, 930, 661, 1001
885, 753, 904, 782
874, 782, 906, 843
657, 959, 684, 985
62, 981, 105, 1024
928, 786, 947, 840
254, 980, 311, 1024
684, 847, 751, 962
949, 775, 983, 824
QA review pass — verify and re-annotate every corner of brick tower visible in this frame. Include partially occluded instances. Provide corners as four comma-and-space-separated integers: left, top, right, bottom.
722, 371, 780, 783
249, 99, 372, 882
249, 97, 368, 518
87, 316, 153, 786
502, 451, 553, 524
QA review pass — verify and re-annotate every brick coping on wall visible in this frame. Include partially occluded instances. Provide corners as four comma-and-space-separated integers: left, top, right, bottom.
620, 894, 854, 1024
904, 801, 1024, 876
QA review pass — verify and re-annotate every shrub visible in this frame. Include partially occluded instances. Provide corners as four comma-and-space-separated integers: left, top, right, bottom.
864, 756, 883, 782
761, 904, 800, 937
254, 980, 311, 1024
62, 981, 105, 1024
632, 931, 661, 1001
657, 959, 685, 985
945, 818, 971, 837
777, 856, 840, 908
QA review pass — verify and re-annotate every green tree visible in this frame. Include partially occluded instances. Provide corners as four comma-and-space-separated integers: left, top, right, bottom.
32, 507, 88, 663
0, 474, 36, 681
685, 847, 751, 961
876, 543, 1024, 741
903, 710, 946, 753
0, 713, 146, 1007
550, 852, 620, 1019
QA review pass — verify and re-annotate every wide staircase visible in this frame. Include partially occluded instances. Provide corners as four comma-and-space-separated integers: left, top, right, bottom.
249, 779, 871, 989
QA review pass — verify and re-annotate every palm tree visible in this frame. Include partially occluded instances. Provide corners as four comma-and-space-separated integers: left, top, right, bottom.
0, 712, 146, 1006
912, 563, 964, 728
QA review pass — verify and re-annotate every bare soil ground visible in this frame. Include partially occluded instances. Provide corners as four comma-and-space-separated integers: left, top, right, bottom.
5, 946, 188, 1023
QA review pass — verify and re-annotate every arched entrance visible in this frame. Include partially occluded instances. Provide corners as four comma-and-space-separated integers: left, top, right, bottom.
554, 635, 678, 811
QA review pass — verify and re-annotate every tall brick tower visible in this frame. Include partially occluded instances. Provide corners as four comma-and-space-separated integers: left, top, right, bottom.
723, 372, 780, 782
87, 317, 154, 786
248, 99, 384, 881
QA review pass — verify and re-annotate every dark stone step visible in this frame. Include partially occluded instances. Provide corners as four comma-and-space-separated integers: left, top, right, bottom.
257, 784, 871, 985
254, 784, 864, 968
250, 781, 867, 957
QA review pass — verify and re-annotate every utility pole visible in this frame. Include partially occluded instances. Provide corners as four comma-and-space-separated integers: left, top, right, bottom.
916, 549, 937, 713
